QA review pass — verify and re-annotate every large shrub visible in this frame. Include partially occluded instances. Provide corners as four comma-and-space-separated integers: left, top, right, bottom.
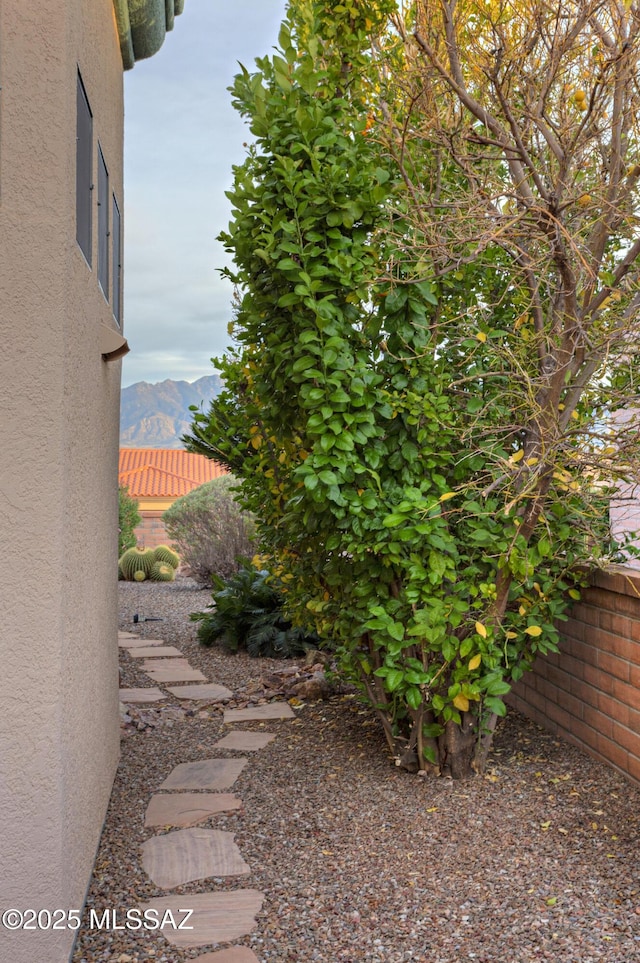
118, 485, 141, 556
163, 475, 255, 585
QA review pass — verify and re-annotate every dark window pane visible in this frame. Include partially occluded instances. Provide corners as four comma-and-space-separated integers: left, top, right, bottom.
97, 145, 109, 298
112, 195, 122, 326
76, 73, 92, 263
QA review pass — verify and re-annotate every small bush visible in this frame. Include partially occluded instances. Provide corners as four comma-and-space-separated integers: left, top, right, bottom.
190, 564, 318, 659
118, 486, 141, 556
163, 475, 255, 585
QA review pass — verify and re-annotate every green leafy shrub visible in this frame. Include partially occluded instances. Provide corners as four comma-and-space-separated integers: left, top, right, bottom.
118, 485, 141, 556
190, 564, 317, 659
163, 476, 255, 585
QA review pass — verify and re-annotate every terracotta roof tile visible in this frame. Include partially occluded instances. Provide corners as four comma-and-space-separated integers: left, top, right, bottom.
119, 448, 227, 498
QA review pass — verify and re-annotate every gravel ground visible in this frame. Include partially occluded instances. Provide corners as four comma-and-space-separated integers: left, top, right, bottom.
72, 578, 640, 963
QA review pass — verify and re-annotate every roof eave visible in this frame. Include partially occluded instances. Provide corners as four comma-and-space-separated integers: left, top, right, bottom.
112, 0, 185, 71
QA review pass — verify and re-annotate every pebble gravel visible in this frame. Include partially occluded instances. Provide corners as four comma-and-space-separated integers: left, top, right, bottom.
72, 578, 640, 962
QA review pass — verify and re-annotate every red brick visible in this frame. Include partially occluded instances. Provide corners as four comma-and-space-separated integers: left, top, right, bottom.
558, 653, 586, 681
626, 753, 640, 787
630, 707, 640, 734
597, 692, 630, 728
612, 677, 640, 712
598, 650, 631, 682
583, 704, 613, 739
543, 663, 573, 694
611, 721, 640, 757
562, 637, 599, 666
570, 676, 599, 707
596, 732, 630, 772
631, 664, 640, 688
598, 610, 633, 638
545, 700, 573, 732
566, 718, 599, 753
581, 588, 620, 613
583, 663, 614, 694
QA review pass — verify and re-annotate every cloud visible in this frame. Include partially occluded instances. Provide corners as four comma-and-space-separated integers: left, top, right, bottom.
121, 0, 286, 387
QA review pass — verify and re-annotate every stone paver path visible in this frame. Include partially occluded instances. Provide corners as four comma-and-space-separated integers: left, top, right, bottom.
224, 703, 295, 723
118, 636, 163, 648
118, 626, 300, 957
144, 793, 242, 828
119, 687, 165, 703
144, 664, 208, 683
128, 645, 185, 658
213, 731, 276, 751
167, 682, 234, 701
139, 892, 265, 948
159, 758, 248, 791
142, 828, 250, 889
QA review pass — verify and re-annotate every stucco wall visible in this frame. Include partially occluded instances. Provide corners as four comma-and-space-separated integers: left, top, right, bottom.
0, 3, 123, 960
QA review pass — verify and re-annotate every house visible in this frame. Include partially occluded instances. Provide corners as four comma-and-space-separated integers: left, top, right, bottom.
119, 448, 228, 548
0, 4, 184, 961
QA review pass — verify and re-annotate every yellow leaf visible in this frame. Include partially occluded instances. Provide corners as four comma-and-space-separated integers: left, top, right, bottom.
540, 820, 551, 831
426, 806, 438, 813
468, 653, 482, 670
526, 456, 539, 466
546, 897, 557, 906
505, 631, 518, 639
475, 621, 487, 638
439, 491, 456, 501
525, 625, 543, 637
571, 410, 579, 420
476, 330, 487, 342
568, 588, 580, 600
509, 449, 524, 464
250, 434, 262, 449
453, 693, 470, 712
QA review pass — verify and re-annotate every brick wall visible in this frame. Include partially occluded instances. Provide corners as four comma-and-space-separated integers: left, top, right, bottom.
509, 566, 640, 788
134, 511, 171, 551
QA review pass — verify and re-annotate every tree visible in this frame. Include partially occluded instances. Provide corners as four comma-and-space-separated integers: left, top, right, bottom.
118, 485, 141, 556
187, 0, 640, 778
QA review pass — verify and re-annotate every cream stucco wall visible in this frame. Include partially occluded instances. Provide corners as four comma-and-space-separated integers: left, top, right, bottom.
0, 3, 123, 960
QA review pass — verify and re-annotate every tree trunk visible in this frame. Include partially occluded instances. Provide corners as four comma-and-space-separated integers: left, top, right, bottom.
437, 714, 477, 779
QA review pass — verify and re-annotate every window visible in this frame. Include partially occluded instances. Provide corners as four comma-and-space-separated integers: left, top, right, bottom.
97, 145, 109, 298
112, 195, 122, 326
76, 72, 92, 263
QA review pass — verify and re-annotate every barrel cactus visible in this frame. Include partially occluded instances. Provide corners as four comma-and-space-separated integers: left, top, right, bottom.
119, 547, 156, 580
150, 561, 176, 582
133, 569, 147, 582
153, 545, 180, 569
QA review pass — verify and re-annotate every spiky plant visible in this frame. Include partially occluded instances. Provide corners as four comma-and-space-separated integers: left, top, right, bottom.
190, 564, 317, 658
153, 545, 180, 569
119, 547, 155, 580
150, 561, 176, 582
133, 570, 147, 582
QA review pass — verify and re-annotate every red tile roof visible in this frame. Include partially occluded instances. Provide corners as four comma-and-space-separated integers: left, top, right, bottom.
119, 448, 227, 498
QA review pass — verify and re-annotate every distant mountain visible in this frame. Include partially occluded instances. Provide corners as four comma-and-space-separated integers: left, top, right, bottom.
120, 374, 223, 449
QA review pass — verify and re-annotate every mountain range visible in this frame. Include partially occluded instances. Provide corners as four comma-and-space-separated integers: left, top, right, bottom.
120, 374, 223, 448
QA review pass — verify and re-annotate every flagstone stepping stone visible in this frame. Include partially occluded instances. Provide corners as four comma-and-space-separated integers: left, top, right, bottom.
159, 758, 248, 791
166, 682, 233, 701
118, 631, 139, 639
191, 947, 261, 963
139, 891, 264, 948
142, 828, 250, 889
213, 731, 276, 751
141, 658, 191, 670
119, 687, 165, 703
144, 665, 207, 683
119, 637, 163, 647
128, 645, 184, 658
224, 703, 295, 723
145, 793, 242, 828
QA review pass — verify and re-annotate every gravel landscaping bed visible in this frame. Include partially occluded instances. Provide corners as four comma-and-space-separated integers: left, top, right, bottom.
72, 579, 640, 963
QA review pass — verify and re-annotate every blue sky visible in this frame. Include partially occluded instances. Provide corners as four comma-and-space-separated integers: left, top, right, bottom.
121, 0, 287, 387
